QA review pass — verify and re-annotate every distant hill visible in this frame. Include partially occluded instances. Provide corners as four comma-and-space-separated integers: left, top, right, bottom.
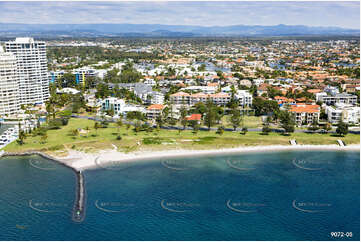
0, 23, 359, 37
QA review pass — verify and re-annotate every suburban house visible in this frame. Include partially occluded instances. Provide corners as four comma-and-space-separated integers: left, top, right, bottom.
186, 114, 202, 124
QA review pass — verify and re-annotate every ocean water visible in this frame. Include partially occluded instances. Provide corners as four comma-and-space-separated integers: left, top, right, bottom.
0, 151, 359, 241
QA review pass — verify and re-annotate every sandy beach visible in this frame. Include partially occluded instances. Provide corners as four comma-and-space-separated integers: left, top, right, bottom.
54, 144, 360, 171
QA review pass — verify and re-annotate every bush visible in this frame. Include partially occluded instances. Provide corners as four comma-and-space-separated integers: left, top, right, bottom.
241, 127, 248, 135
48, 144, 65, 151
61, 118, 69, 126
336, 121, 348, 136
16, 139, 24, 145
47, 119, 63, 130
262, 125, 271, 135
143, 137, 162, 145
216, 126, 224, 135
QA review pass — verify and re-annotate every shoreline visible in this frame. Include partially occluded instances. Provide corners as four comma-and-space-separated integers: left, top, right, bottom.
1, 144, 359, 171
55, 144, 360, 171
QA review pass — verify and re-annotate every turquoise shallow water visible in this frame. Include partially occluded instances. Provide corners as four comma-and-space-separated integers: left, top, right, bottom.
0, 150, 359, 241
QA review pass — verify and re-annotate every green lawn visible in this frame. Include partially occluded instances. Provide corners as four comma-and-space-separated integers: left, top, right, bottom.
3, 118, 360, 156
221, 115, 263, 129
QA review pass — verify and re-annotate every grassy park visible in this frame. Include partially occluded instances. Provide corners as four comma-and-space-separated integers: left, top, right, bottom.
3, 118, 360, 156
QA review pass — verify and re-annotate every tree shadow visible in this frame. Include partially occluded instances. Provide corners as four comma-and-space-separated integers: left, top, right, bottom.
280, 133, 291, 136
330, 134, 344, 137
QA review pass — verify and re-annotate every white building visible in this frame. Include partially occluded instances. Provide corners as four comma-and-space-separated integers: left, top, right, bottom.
56, 88, 80, 95
143, 78, 156, 86
181, 85, 217, 94
316, 92, 357, 105
5, 37, 49, 105
325, 103, 360, 124
170, 91, 231, 106
0, 47, 20, 116
324, 85, 339, 96
148, 91, 165, 105
220, 86, 253, 107
252, 78, 265, 86
235, 90, 253, 107
100, 97, 145, 116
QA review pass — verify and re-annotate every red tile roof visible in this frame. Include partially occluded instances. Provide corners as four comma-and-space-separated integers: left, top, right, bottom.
186, 114, 202, 121
290, 104, 320, 113
147, 104, 165, 110
170, 91, 190, 97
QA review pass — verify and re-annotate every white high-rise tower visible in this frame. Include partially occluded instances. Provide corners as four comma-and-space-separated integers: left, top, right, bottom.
0, 47, 20, 116
5, 37, 49, 105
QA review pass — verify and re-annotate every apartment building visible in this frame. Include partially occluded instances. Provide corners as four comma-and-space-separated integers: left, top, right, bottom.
100, 97, 144, 116
316, 92, 357, 105
0, 47, 20, 116
5, 37, 49, 105
169, 91, 190, 105
147, 91, 165, 105
181, 85, 217, 94
325, 103, 360, 124
146, 104, 165, 119
289, 104, 320, 125
234, 90, 253, 107
170, 91, 231, 106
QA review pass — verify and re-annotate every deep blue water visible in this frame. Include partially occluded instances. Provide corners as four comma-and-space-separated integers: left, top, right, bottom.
0, 151, 359, 241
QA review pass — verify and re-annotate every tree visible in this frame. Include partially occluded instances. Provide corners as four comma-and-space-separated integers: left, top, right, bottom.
307, 118, 319, 132
106, 106, 115, 117
216, 126, 224, 135
336, 121, 348, 136
193, 102, 207, 116
126, 123, 131, 134
46, 102, 56, 121
189, 120, 200, 134
17, 130, 26, 145
198, 64, 206, 72
156, 114, 164, 128
204, 100, 217, 131
279, 110, 295, 134
229, 108, 242, 131
253, 97, 279, 116
262, 124, 271, 135
94, 122, 100, 136
180, 105, 188, 130
116, 119, 123, 134
325, 122, 332, 132
71, 129, 79, 137
241, 127, 248, 135
134, 120, 142, 133
40, 133, 48, 144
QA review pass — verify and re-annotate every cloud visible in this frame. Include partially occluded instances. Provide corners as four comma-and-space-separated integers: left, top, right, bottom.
0, 1, 359, 29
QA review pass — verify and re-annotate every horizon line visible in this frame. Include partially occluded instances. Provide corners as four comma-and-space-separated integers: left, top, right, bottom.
0, 22, 359, 30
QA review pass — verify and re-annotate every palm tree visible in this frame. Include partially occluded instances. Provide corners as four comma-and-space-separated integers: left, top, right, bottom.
116, 120, 123, 134
17, 130, 26, 145
40, 133, 48, 144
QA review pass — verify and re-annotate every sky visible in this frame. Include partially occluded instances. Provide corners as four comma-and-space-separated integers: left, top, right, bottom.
0, 1, 359, 29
